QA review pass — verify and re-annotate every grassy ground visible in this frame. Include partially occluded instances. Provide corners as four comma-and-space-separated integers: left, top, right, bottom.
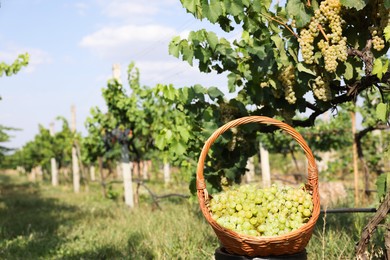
0, 172, 386, 259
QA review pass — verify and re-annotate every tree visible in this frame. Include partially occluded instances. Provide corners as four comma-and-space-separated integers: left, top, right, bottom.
164, 0, 389, 192
0, 53, 29, 159
0, 126, 20, 164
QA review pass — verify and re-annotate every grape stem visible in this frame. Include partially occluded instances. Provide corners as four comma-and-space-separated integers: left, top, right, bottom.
317, 24, 329, 42
261, 13, 298, 38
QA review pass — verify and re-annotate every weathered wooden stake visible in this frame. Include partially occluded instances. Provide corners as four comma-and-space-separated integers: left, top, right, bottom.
245, 156, 255, 183
113, 63, 134, 208
50, 122, 59, 186
259, 143, 271, 188
351, 110, 359, 206
71, 105, 80, 193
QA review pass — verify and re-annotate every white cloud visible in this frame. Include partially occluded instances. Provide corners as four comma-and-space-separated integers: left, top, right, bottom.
103, 2, 158, 18
79, 24, 176, 60
74, 2, 89, 16
97, 0, 177, 20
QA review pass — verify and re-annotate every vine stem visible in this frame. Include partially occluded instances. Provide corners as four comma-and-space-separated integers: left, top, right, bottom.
261, 13, 298, 38
317, 24, 329, 42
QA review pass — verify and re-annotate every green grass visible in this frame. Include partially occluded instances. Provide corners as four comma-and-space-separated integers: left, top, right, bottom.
0, 172, 386, 259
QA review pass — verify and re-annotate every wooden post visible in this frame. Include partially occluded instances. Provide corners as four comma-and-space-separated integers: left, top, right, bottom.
260, 143, 271, 188
90, 165, 96, 181
163, 157, 170, 185
351, 110, 359, 206
50, 122, 59, 186
121, 144, 134, 207
245, 156, 255, 183
113, 63, 134, 208
71, 105, 80, 193
112, 63, 122, 84
97, 156, 107, 198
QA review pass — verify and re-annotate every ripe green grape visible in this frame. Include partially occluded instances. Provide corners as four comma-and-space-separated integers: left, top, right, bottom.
209, 183, 314, 237
278, 65, 297, 104
298, 0, 347, 73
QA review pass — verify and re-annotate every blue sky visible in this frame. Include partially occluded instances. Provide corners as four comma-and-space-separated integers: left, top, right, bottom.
1, 0, 235, 149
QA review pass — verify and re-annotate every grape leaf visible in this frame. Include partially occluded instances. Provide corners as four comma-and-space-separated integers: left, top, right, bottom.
180, 0, 200, 14
206, 31, 219, 51
384, 26, 390, 42
376, 102, 388, 122
169, 37, 181, 58
376, 173, 388, 202
372, 59, 384, 79
344, 61, 354, 80
171, 140, 186, 156
208, 86, 224, 100
340, 0, 369, 10
203, 0, 223, 23
286, 0, 311, 28
297, 63, 316, 75
384, 0, 390, 9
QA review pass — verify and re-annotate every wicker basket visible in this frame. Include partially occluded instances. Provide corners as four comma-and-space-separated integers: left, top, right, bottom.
196, 116, 320, 257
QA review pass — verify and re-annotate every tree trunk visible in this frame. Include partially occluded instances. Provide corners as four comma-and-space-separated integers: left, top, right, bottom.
122, 144, 134, 208
356, 191, 390, 259
260, 143, 271, 188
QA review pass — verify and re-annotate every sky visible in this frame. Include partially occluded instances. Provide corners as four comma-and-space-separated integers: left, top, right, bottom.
0, 0, 237, 149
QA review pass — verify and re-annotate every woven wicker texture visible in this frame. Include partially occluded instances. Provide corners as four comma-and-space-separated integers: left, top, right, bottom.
196, 116, 320, 257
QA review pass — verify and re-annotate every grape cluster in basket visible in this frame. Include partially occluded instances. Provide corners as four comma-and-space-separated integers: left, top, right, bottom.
209, 184, 314, 237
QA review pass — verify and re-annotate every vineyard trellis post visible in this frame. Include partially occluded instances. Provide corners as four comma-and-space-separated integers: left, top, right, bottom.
351, 108, 359, 206
260, 142, 271, 188
112, 63, 134, 208
49, 122, 59, 186
71, 105, 80, 193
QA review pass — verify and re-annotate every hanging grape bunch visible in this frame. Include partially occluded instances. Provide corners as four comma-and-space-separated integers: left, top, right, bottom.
298, 0, 348, 73
209, 184, 314, 237
278, 65, 297, 104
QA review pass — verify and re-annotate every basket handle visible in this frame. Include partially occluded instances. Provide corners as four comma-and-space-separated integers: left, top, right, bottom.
196, 116, 318, 191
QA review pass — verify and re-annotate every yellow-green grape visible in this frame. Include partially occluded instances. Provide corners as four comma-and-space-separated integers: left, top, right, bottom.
312, 76, 332, 101
369, 26, 386, 52
372, 35, 385, 51
209, 183, 314, 237
299, 0, 347, 72
260, 82, 269, 88
278, 65, 296, 104
298, 29, 316, 64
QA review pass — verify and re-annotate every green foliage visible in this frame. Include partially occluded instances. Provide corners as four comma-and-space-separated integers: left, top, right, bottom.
0, 170, 386, 259
0, 126, 20, 164
169, 0, 390, 193
0, 53, 29, 78
5, 118, 77, 172
376, 173, 389, 202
